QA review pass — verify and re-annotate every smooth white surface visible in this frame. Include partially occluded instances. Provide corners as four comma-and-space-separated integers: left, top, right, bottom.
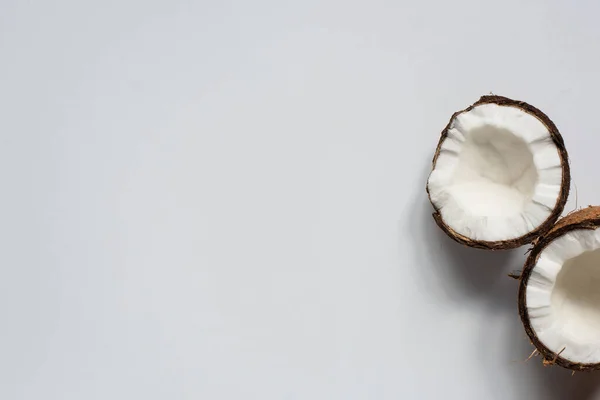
428, 103, 562, 242
527, 229, 600, 364
2, 0, 600, 399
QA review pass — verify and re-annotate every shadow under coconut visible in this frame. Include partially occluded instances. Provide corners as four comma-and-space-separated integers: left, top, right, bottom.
408, 187, 521, 305
530, 350, 600, 399
468, 265, 600, 400
494, 312, 600, 400
412, 162, 600, 398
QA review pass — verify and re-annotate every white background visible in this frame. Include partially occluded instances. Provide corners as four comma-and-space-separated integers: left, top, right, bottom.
2, 0, 600, 399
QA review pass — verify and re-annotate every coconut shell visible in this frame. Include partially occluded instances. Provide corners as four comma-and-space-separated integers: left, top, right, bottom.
518, 206, 600, 371
427, 95, 571, 250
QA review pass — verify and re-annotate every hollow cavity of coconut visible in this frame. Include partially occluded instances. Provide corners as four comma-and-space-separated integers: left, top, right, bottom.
427, 95, 570, 250
519, 207, 600, 371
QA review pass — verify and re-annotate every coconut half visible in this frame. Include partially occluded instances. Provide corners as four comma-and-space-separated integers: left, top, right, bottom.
518, 207, 600, 371
427, 95, 570, 249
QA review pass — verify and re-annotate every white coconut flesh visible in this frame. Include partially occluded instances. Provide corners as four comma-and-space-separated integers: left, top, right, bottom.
427, 103, 563, 242
527, 228, 600, 364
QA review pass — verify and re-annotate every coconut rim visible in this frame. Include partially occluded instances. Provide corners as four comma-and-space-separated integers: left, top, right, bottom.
426, 95, 571, 250
518, 206, 600, 371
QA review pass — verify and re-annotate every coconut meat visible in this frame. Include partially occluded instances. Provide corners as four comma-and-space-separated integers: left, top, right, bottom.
428, 103, 563, 242
527, 228, 600, 364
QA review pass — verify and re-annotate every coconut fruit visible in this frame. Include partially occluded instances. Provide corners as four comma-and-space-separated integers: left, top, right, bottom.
426, 95, 570, 250
518, 206, 600, 371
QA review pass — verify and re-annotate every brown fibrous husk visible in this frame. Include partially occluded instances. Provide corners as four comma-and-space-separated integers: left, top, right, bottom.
518, 206, 600, 371
427, 95, 571, 250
